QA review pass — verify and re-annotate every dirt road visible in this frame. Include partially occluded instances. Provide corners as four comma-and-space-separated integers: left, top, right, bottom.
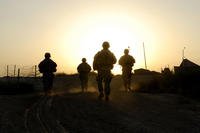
0, 89, 200, 133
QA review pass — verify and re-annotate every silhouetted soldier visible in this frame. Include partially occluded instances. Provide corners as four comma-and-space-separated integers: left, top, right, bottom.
93, 41, 117, 101
38, 52, 57, 95
77, 58, 91, 92
119, 49, 135, 92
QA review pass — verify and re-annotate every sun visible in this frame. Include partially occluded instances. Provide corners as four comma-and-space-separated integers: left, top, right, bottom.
78, 23, 147, 73
60, 14, 152, 74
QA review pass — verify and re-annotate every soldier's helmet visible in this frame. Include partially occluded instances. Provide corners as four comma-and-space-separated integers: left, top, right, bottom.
124, 49, 129, 54
102, 41, 110, 49
82, 58, 86, 62
45, 52, 51, 59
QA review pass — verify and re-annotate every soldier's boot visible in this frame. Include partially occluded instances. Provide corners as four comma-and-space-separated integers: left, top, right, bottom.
105, 95, 109, 101
48, 89, 53, 96
126, 87, 130, 92
124, 83, 128, 92
127, 85, 131, 92
98, 92, 104, 100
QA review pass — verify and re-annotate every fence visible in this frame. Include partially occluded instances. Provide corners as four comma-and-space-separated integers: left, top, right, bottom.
2, 65, 41, 77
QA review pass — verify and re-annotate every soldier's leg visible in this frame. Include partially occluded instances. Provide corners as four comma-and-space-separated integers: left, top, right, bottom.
47, 76, 54, 95
80, 80, 85, 92
104, 75, 112, 101
79, 75, 84, 92
85, 76, 89, 92
127, 71, 132, 91
82, 79, 88, 92
122, 72, 128, 91
43, 75, 49, 95
127, 78, 131, 91
97, 75, 104, 99
122, 72, 125, 89
105, 78, 111, 95
123, 79, 128, 91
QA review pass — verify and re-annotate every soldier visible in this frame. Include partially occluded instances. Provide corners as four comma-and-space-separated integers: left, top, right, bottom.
77, 58, 91, 92
38, 52, 57, 95
119, 49, 135, 92
93, 41, 117, 101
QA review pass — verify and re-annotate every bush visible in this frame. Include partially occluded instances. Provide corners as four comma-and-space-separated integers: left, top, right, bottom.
0, 80, 34, 94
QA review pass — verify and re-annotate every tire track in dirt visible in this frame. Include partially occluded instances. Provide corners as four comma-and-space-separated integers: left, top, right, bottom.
24, 95, 68, 133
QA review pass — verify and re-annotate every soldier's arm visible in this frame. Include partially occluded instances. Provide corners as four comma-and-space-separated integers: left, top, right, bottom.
93, 61, 97, 70
52, 61, 57, 72
132, 56, 136, 63
88, 64, 92, 72
130, 56, 135, 67
119, 56, 126, 66
112, 53, 117, 64
54, 61, 57, 67
38, 62, 41, 69
38, 61, 44, 73
118, 57, 123, 66
77, 65, 80, 73
93, 52, 99, 70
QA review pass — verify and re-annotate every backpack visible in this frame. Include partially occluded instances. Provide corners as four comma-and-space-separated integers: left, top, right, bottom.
93, 50, 116, 70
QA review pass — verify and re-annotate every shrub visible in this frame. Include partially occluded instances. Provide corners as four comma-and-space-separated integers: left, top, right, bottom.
0, 80, 34, 94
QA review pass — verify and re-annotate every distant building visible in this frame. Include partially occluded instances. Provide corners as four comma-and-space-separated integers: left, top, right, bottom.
134, 68, 160, 75
161, 67, 171, 74
134, 68, 151, 75
174, 59, 200, 97
174, 58, 200, 74
180, 58, 200, 68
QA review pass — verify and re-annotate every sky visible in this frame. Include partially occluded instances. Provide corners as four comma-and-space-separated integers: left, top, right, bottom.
0, 0, 200, 76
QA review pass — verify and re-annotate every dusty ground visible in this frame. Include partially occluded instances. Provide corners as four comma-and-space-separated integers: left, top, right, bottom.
0, 88, 200, 133
0, 76, 200, 133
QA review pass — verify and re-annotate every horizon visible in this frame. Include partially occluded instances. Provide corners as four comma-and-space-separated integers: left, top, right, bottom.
1, 0, 200, 76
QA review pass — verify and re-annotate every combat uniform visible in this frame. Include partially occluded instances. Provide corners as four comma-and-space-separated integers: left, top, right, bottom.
38, 58, 57, 94
119, 54, 135, 91
77, 62, 91, 92
93, 49, 116, 99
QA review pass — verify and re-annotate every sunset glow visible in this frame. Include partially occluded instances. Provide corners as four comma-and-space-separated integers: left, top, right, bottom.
0, 0, 200, 75
59, 13, 157, 74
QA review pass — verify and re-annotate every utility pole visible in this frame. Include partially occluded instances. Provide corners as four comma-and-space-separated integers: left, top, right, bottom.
6, 65, 9, 77
182, 47, 186, 60
14, 65, 16, 77
143, 42, 147, 69
17, 68, 20, 79
17, 68, 20, 82
34, 65, 37, 78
